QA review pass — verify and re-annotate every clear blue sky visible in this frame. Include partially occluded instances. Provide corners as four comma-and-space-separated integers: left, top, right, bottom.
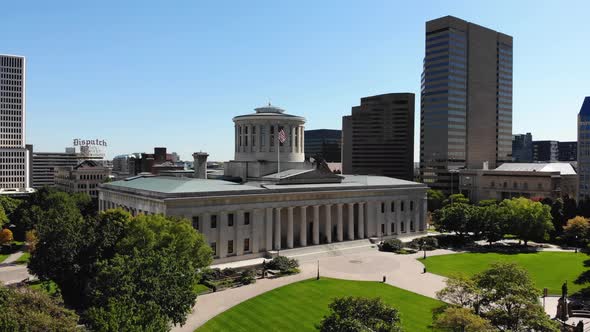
4, 0, 589, 161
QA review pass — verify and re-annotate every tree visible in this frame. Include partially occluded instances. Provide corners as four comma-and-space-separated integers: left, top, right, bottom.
436, 263, 559, 332
563, 216, 590, 247
318, 297, 402, 332
436, 274, 480, 309
427, 189, 445, 212
25, 229, 38, 253
0, 228, 13, 244
0, 205, 8, 228
27, 191, 91, 307
500, 197, 554, 245
433, 203, 474, 237
266, 256, 299, 274
0, 284, 79, 331
480, 204, 509, 245
86, 213, 212, 329
474, 262, 559, 332
443, 194, 469, 206
433, 307, 494, 332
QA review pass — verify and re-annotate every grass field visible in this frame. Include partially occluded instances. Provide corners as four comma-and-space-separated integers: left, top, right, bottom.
0, 254, 8, 263
421, 252, 587, 295
197, 278, 442, 332
14, 252, 29, 265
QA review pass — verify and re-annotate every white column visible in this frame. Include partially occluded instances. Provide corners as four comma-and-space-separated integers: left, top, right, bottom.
421, 196, 428, 231
336, 203, 343, 242
202, 212, 211, 247
396, 200, 402, 233
413, 199, 420, 233
237, 211, 244, 256
358, 202, 365, 239
324, 204, 332, 244
347, 203, 355, 240
404, 199, 412, 233
385, 200, 392, 236
375, 202, 382, 237
274, 207, 281, 250
252, 209, 260, 253
265, 208, 273, 251
313, 205, 320, 245
219, 212, 227, 258
299, 206, 307, 246
287, 207, 294, 249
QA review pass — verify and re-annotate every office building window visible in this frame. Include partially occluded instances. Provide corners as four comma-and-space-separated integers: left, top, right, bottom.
244, 238, 250, 252
410, 201, 414, 211
401, 202, 405, 211
210, 242, 217, 256
228, 213, 234, 227
210, 215, 217, 228
244, 212, 250, 225
401, 221, 406, 232
192, 216, 199, 230
391, 222, 395, 232
228, 240, 234, 254
381, 203, 385, 213
391, 202, 395, 212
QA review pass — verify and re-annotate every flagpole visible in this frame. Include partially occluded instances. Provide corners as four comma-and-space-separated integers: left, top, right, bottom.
277, 125, 280, 177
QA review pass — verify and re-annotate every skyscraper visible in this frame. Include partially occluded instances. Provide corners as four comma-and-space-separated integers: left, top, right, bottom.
420, 16, 513, 194
512, 133, 533, 162
342, 93, 414, 181
578, 97, 590, 200
304, 129, 342, 162
0, 55, 29, 192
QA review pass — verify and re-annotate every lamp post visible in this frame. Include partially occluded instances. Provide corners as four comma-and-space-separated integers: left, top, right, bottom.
575, 235, 578, 253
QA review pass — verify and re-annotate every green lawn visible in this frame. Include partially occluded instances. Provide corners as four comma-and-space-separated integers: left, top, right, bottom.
421, 252, 587, 295
194, 283, 211, 295
28, 280, 60, 296
197, 278, 442, 332
0, 254, 8, 263
13, 252, 30, 265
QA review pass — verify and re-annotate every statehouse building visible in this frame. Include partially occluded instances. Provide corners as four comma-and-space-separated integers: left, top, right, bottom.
98, 105, 428, 263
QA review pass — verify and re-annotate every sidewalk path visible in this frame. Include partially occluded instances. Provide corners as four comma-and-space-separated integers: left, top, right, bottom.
173, 248, 457, 332
2, 251, 25, 264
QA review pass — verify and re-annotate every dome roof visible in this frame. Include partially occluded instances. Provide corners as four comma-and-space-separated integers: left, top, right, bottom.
255, 103, 285, 114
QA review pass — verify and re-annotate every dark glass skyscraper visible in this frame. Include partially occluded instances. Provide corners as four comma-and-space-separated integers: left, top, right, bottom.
578, 97, 590, 200
420, 16, 513, 194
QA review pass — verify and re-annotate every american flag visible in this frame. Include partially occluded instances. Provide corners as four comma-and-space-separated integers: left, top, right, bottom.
278, 127, 287, 144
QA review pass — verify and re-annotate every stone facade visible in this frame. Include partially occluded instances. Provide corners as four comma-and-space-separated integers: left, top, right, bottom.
99, 177, 427, 263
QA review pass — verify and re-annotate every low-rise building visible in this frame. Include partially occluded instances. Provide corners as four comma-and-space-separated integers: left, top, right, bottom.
31, 149, 79, 188
459, 163, 577, 202
99, 104, 428, 264
55, 160, 111, 198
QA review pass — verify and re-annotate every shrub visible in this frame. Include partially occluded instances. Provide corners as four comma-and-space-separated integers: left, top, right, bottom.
0, 228, 13, 245
238, 269, 256, 285
379, 238, 403, 252
266, 256, 299, 274
408, 236, 439, 251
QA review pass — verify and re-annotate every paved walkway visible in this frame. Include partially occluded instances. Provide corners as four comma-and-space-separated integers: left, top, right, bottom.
2, 251, 25, 264
173, 247, 456, 332
0, 251, 31, 285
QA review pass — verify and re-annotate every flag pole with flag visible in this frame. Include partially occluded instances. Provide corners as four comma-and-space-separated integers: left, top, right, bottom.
278, 126, 287, 177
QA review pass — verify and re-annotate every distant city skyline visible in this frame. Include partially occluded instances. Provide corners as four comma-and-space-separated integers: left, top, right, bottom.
2, 1, 589, 161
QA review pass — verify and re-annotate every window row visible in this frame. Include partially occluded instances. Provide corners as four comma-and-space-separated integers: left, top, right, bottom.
192, 212, 251, 230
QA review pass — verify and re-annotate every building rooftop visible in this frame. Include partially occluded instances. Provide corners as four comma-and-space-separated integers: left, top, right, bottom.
494, 162, 577, 175
101, 173, 425, 198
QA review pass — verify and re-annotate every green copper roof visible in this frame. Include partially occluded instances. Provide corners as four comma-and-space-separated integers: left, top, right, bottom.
105, 176, 264, 194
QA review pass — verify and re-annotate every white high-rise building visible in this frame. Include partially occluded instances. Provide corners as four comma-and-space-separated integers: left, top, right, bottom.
0, 55, 29, 192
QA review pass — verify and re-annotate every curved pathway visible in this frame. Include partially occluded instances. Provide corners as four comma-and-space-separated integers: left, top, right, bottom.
173, 248, 457, 332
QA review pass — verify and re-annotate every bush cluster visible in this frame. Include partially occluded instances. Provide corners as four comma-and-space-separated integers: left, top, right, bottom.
265, 256, 299, 275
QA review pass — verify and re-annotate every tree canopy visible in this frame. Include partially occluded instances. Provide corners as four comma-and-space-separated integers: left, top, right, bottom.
27, 192, 213, 331
437, 262, 559, 332
500, 197, 554, 245
0, 284, 79, 331
318, 296, 402, 332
